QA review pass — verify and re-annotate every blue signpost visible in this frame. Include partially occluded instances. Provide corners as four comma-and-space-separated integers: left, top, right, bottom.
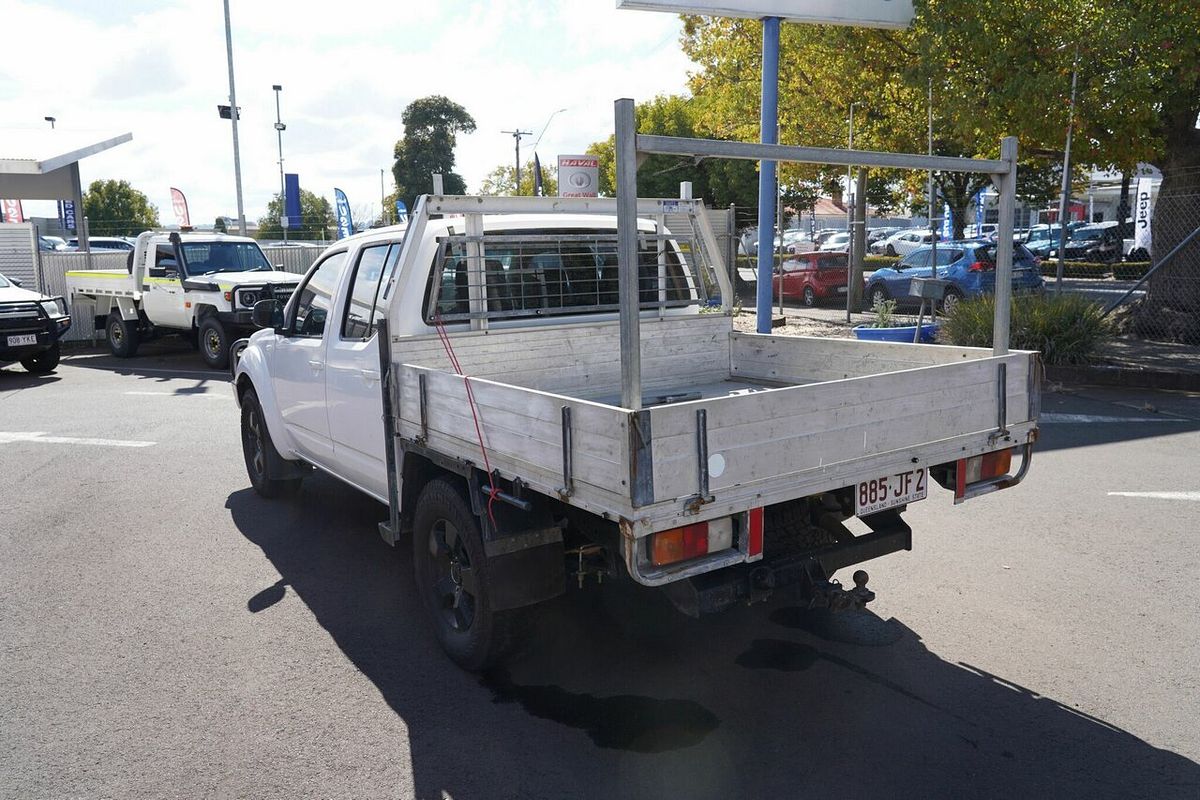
755, 17, 781, 334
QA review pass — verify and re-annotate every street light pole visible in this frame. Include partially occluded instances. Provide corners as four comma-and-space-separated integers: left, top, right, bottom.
501, 129, 532, 195
272, 84, 287, 242
222, 0, 246, 235
1054, 42, 1080, 294
44, 116, 56, 129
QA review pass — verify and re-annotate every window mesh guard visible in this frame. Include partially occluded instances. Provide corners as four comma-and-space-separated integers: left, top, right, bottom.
424, 229, 713, 323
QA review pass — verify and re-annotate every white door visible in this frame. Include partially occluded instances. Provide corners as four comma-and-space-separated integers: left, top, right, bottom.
271, 251, 347, 465
141, 245, 189, 328
325, 243, 402, 498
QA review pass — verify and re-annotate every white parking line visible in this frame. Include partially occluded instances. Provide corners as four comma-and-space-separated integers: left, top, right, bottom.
1108, 491, 1200, 501
1040, 413, 1189, 424
0, 431, 156, 448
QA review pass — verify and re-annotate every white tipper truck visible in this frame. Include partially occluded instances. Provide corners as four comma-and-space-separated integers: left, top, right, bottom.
66, 231, 301, 369
231, 194, 1041, 672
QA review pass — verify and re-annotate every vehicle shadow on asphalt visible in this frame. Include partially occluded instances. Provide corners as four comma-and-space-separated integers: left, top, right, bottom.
226, 474, 1200, 800
62, 340, 227, 382
0, 368, 62, 388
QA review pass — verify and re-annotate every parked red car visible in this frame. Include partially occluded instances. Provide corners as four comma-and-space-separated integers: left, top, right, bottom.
771, 252, 861, 306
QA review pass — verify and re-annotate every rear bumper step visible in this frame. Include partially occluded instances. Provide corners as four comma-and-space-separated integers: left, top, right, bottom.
662, 511, 912, 617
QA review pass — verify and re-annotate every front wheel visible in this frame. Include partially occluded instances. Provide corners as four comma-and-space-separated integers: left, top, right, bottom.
20, 342, 60, 374
413, 478, 516, 671
198, 316, 230, 370
240, 389, 301, 498
106, 312, 140, 358
885, 244, 897, 257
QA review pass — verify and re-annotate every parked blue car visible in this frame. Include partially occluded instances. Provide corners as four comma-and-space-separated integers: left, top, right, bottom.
865, 240, 1044, 313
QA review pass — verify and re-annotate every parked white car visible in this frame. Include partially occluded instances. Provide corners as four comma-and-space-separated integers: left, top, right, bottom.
871, 229, 938, 257
818, 232, 851, 252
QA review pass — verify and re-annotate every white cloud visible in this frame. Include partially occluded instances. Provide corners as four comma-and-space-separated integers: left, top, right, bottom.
2, 0, 693, 227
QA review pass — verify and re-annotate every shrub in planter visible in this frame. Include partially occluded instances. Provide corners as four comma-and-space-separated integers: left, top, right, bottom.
940, 294, 1114, 365
1113, 262, 1151, 280
1039, 259, 1114, 279
864, 255, 900, 268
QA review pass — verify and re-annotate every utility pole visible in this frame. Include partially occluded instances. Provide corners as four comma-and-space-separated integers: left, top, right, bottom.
1054, 41, 1080, 294
501, 129, 531, 195
380, 168, 388, 226
223, 0, 246, 235
272, 84, 287, 241
928, 78, 938, 273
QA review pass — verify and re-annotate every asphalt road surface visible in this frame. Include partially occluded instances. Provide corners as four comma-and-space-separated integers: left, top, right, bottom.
3, 341, 1199, 799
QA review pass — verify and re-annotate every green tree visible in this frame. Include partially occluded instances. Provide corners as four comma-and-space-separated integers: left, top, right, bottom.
82, 179, 159, 236
681, 1, 1200, 326
256, 190, 334, 241
392, 96, 476, 212
584, 94, 759, 207
478, 159, 558, 197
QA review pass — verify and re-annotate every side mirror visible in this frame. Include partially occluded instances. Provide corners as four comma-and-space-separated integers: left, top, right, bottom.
252, 298, 284, 330
10, 277, 21, 287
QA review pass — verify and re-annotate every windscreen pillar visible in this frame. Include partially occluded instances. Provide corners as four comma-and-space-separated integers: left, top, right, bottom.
991, 136, 1018, 356
755, 16, 781, 334
615, 98, 642, 410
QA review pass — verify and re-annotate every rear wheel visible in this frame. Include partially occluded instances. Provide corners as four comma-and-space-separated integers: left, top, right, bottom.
240, 389, 301, 498
802, 285, 817, 307
198, 316, 230, 370
413, 478, 516, 671
941, 287, 964, 315
20, 342, 60, 374
868, 284, 890, 309
106, 312, 139, 358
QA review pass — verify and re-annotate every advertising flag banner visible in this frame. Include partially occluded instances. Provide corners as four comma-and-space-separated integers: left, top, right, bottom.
170, 187, 191, 228
284, 174, 302, 230
558, 155, 600, 198
58, 200, 77, 232
334, 188, 354, 239
395, 200, 408, 225
974, 189, 984, 233
942, 202, 953, 239
1, 198, 25, 223
1133, 177, 1154, 255
533, 153, 544, 197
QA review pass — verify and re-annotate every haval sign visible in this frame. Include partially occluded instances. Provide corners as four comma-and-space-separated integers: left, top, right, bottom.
615, 0, 913, 29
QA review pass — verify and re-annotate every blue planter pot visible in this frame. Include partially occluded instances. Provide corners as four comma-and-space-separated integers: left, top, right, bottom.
853, 323, 939, 343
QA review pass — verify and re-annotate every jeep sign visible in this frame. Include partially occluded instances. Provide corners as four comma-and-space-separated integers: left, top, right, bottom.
615, 0, 914, 29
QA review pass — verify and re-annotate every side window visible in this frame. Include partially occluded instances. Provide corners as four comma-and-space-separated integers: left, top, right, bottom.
341, 244, 392, 339
155, 245, 178, 271
934, 249, 962, 266
290, 252, 347, 337
903, 250, 931, 269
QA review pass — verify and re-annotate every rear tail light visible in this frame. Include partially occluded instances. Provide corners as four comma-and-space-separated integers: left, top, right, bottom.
747, 507, 764, 560
969, 261, 994, 272
955, 449, 1013, 497
650, 517, 736, 567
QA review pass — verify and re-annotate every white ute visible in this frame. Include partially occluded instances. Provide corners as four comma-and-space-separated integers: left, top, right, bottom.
233, 194, 1040, 671
66, 231, 300, 369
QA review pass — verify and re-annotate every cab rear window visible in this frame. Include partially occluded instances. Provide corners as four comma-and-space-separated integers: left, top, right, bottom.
425, 227, 696, 323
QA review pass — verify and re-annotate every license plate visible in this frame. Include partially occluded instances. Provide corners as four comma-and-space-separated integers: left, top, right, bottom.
836, 286, 847, 293
6, 334, 37, 347
855, 466, 927, 516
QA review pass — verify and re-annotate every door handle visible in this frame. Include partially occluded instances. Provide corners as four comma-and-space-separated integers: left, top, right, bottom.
361, 369, 381, 383
308, 359, 324, 371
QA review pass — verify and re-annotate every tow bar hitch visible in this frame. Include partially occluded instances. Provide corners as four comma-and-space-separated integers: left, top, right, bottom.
806, 569, 874, 611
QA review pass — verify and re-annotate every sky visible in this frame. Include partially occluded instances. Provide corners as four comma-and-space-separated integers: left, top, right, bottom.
2, 0, 694, 228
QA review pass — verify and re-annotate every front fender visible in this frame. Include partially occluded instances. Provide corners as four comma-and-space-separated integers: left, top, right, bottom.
232, 333, 299, 461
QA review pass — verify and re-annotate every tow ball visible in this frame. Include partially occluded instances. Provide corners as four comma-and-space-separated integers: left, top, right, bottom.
808, 569, 875, 612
